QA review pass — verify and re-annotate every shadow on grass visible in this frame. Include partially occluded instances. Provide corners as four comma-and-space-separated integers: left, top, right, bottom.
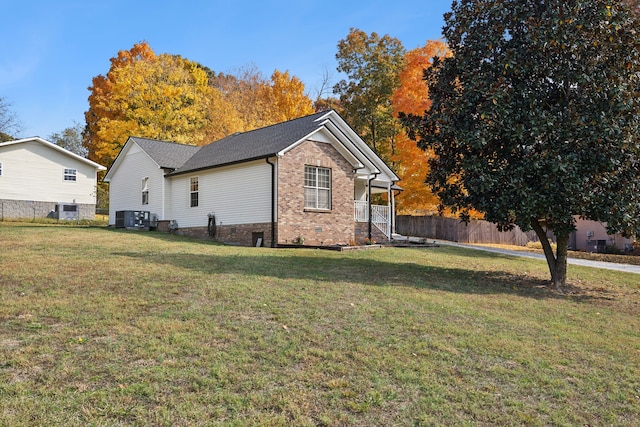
94, 227, 623, 304
112, 247, 605, 303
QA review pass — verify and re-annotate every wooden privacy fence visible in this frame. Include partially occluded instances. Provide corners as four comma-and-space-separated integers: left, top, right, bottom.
396, 215, 540, 246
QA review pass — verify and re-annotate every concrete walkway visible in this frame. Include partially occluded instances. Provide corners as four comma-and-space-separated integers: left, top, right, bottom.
437, 241, 640, 275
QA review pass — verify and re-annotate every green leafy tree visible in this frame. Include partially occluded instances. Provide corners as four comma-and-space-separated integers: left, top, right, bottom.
403, 0, 640, 288
49, 122, 87, 157
334, 28, 406, 160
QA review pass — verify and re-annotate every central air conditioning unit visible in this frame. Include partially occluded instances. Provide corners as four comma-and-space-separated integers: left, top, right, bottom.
115, 210, 151, 229
56, 203, 79, 220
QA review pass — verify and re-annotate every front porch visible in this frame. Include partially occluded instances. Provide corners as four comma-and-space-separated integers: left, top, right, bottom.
352, 171, 401, 242
354, 200, 392, 240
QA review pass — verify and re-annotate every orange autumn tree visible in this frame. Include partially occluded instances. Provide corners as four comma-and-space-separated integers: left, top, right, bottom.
392, 40, 450, 215
84, 42, 215, 167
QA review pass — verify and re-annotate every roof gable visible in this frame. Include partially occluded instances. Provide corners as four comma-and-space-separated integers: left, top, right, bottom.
129, 137, 201, 169
103, 136, 201, 182
0, 137, 106, 170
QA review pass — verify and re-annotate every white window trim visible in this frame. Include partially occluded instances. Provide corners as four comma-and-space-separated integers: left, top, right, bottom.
190, 176, 199, 208
304, 165, 331, 210
64, 168, 77, 182
142, 177, 149, 205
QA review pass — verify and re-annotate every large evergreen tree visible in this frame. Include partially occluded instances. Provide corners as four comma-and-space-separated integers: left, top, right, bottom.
404, 0, 640, 288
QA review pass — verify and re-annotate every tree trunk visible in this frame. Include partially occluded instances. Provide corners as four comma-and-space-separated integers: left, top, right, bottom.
530, 218, 568, 289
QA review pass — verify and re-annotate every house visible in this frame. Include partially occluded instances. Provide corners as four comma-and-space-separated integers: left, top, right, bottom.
571, 218, 634, 253
0, 137, 106, 220
104, 110, 401, 246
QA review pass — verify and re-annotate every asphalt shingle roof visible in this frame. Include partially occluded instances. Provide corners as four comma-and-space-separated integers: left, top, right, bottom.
170, 110, 330, 175
130, 137, 201, 170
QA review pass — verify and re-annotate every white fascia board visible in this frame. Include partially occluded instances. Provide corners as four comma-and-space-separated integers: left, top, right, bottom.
277, 127, 365, 169
103, 137, 142, 182
1, 137, 106, 171
103, 138, 133, 182
103, 137, 169, 182
320, 113, 400, 182
320, 119, 388, 177
311, 118, 379, 171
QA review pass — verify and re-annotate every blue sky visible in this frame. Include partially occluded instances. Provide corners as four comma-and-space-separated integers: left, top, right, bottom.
1, 0, 452, 139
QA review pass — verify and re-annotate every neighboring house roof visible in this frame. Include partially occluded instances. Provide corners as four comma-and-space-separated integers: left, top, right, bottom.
0, 137, 106, 170
128, 137, 201, 169
171, 110, 330, 175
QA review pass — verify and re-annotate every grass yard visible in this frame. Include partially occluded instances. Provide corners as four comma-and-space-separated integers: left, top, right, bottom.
0, 223, 638, 426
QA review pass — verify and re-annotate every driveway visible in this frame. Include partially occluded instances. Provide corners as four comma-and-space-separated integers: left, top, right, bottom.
437, 241, 640, 275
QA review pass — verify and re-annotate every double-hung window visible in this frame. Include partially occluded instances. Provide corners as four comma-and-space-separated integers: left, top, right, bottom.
304, 165, 331, 210
64, 168, 77, 181
141, 177, 149, 205
190, 177, 199, 207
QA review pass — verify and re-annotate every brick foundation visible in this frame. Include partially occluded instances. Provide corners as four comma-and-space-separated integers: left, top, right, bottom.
173, 222, 276, 247
354, 222, 388, 245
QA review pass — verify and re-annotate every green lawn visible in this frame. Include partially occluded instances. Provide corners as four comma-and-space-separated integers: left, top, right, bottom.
1, 224, 638, 426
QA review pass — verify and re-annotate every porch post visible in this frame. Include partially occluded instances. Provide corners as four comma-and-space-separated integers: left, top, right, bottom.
388, 181, 393, 240
367, 176, 373, 241
367, 173, 379, 241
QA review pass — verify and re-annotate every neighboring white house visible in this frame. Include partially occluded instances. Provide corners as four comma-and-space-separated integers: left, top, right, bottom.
0, 137, 106, 220
104, 110, 401, 246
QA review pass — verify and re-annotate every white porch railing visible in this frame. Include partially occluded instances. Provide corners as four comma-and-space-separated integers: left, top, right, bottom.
354, 200, 391, 239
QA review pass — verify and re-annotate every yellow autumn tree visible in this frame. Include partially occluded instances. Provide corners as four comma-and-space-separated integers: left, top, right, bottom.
264, 70, 314, 122
85, 42, 215, 167
209, 65, 272, 132
209, 66, 314, 135
202, 88, 245, 142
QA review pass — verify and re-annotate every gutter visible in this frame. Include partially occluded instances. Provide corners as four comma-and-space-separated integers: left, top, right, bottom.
265, 157, 276, 247
168, 154, 277, 177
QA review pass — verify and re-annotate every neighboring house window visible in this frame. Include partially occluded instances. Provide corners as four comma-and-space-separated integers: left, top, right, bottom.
190, 177, 199, 207
304, 165, 331, 210
142, 177, 149, 205
64, 168, 77, 181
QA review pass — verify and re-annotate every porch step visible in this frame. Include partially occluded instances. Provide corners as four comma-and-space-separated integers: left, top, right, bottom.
391, 233, 429, 244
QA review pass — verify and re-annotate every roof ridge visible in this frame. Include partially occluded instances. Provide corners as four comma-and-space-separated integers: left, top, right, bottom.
130, 136, 200, 146
219, 110, 330, 140
169, 110, 333, 175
